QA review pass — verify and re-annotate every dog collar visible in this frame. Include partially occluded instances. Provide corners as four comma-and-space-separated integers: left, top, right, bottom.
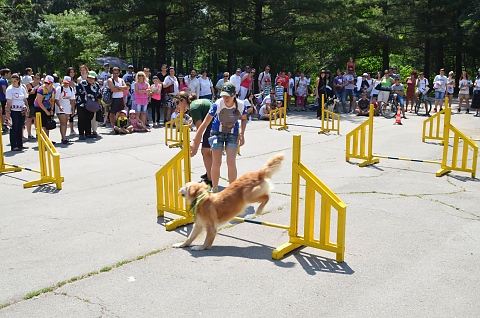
189, 191, 209, 219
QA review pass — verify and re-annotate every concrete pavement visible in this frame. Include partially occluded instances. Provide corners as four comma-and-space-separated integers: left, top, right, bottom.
1, 102, 479, 317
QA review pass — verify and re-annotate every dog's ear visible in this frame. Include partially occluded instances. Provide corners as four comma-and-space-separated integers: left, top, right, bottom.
188, 182, 208, 199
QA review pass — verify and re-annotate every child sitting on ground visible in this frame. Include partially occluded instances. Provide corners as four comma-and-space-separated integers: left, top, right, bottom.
170, 107, 194, 130
128, 109, 150, 132
114, 109, 133, 134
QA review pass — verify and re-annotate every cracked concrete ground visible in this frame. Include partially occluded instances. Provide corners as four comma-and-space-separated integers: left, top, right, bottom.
1, 101, 479, 317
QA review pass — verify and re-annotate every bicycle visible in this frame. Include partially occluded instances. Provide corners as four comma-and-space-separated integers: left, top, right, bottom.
414, 92, 432, 116
379, 92, 399, 119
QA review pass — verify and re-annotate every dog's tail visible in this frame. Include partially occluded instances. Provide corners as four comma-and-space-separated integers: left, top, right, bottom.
260, 154, 285, 179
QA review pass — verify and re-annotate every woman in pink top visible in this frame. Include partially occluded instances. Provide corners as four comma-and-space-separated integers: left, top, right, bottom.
239, 68, 255, 100
133, 71, 150, 126
150, 76, 162, 126
178, 74, 188, 91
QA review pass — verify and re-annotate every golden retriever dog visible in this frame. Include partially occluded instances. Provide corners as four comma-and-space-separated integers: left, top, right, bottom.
173, 154, 284, 251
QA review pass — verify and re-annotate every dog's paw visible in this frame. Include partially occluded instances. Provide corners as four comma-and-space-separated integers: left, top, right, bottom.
191, 245, 206, 251
172, 242, 185, 248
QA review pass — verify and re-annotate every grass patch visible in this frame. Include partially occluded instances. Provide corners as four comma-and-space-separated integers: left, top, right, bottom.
136, 255, 145, 260
0, 303, 11, 310
24, 287, 54, 300
100, 266, 112, 273
68, 276, 79, 283
116, 260, 132, 267
57, 281, 66, 287
87, 271, 99, 277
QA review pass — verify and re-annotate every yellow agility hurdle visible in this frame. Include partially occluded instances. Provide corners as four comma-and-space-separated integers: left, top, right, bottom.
345, 104, 379, 167
269, 92, 288, 130
156, 127, 193, 230
157, 132, 347, 262
164, 111, 184, 148
422, 98, 449, 144
1, 113, 63, 189
318, 95, 341, 135
346, 104, 478, 178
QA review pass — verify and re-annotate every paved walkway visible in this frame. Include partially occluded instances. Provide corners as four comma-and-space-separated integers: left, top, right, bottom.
1, 103, 479, 317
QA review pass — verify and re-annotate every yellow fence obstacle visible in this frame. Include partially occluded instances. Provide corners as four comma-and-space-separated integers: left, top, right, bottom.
345, 104, 379, 167
346, 104, 478, 178
157, 131, 347, 262
156, 126, 193, 230
1, 113, 63, 189
319, 95, 341, 135
164, 111, 184, 148
422, 98, 449, 144
269, 92, 288, 130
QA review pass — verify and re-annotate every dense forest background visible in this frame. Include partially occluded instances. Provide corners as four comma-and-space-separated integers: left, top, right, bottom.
1, 0, 480, 80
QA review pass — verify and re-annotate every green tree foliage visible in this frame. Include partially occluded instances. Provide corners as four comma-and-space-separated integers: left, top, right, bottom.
1, 0, 478, 80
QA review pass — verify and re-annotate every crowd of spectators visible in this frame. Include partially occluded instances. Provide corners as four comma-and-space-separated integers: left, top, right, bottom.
1, 61, 480, 152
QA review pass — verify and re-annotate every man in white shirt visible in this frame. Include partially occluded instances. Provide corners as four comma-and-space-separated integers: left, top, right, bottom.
433, 68, 448, 112
184, 69, 200, 97
230, 68, 242, 95
258, 65, 272, 92
21, 67, 33, 85
98, 63, 111, 88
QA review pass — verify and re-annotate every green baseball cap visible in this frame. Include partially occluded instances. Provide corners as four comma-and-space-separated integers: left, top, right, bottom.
87, 71, 97, 79
220, 81, 236, 97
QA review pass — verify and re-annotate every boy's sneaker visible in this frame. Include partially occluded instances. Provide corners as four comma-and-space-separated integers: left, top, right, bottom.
78, 135, 86, 140
70, 130, 77, 135
211, 186, 218, 193
28, 135, 36, 140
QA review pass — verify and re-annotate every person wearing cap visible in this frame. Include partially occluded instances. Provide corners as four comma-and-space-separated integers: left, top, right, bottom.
178, 74, 188, 92
274, 79, 285, 107
355, 73, 370, 101
33, 74, 56, 138
76, 71, 102, 140
175, 91, 214, 186
190, 81, 247, 193
472, 68, 480, 117
229, 68, 242, 95
128, 109, 150, 132
5, 73, 29, 151
258, 98, 273, 120
99, 63, 111, 86
55, 76, 76, 144
215, 72, 230, 98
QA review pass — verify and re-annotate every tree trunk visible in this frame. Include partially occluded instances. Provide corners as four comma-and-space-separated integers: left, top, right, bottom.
252, 0, 263, 93
424, 38, 431, 78
382, 39, 389, 72
155, 3, 167, 69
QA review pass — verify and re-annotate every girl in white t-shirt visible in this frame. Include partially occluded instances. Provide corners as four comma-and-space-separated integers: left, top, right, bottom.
5, 73, 29, 151
457, 71, 472, 113
55, 76, 76, 144
446, 71, 455, 108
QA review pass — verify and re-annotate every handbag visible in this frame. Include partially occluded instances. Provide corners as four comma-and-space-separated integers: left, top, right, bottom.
46, 115, 57, 130
85, 97, 101, 112
163, 76, 175, 94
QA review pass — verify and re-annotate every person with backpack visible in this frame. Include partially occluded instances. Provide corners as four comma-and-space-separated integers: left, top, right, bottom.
258, 65, 272, 92
107, 67, 129, 129
76, 71, 102, 140
34, 75, 56, 139
55, 76, 76, 144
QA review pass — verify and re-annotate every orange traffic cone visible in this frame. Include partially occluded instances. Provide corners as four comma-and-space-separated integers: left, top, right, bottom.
394, 107, 402, 125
